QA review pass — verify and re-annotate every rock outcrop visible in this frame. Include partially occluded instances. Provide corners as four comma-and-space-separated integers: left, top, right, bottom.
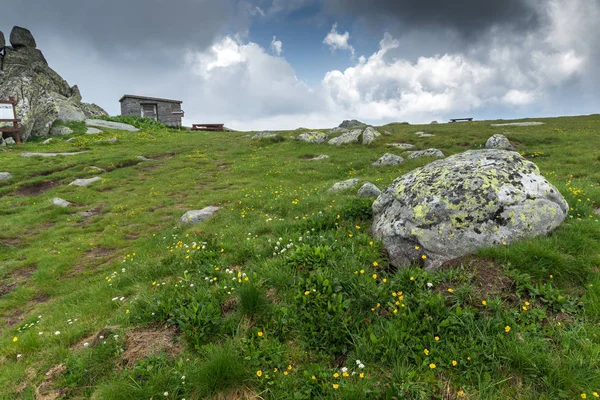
0, 26, 107, 141
180, 206, 220, 225
296, 132, 329, 144
372, 153, 404, 166
338, 119, 366, 129
328, 179, 361, 193
407, 148, 445, 159
357, 183, 381, 197
372, 150, 568, 269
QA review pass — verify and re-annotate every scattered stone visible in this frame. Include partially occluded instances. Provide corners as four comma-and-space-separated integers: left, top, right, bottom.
135, 156, 153, 161
99, 137, 117, 144
296, 132, 329, 144
51, 197, 71, 208
85, 166, 106, 173
490, 122, 545, 127
42, 138, 53, 144
485, 134, 516, 150
338, 119, 366, 129
415, 131, 435, 137
86, 119, 139, 132
21, 151, 87, 157
387, 143, 414, 150
407, 148, 445, 159
372, 150, 569, 270
357, 182, 381, 197
595, 208, 600, 216
0, 172, 13, 182
50, 125, 74, 137
86, 127, 104, 134
180, 206, 220, 225
305, 155, 330, 161
328, 129, 362, 145
65, 137, 75, 142
5, 137, 16, 145
362, 126, 381, 145
76, 210, 98, 218
9, 26, 36, 48
251, 131, 277, 140
328, 179, 361, 193
69, 177, 102, 187
372, 153, 404, 167
430, 121, 439, 124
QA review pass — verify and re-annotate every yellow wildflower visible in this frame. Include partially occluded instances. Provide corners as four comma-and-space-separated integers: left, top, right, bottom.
505, 326, 511, 333
424, 349, 429, 355
333, 373, 339, 378
373, 261, 379, 267
258, 331, 263, 337
429, 363, 436, 369
452, 360, 457, 366
256, 370, 262, 377
12, 337, 18, 343
333, 384, 339, 389
447, 288, 454, 293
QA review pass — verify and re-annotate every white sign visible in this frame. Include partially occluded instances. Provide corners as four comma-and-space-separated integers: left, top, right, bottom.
0, 104, 14, 120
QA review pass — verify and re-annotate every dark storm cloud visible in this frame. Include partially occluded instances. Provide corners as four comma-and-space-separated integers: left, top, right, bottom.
323, 0, 542, 38
0, 0, 250, 53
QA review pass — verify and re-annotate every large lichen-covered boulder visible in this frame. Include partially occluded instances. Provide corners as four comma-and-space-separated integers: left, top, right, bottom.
372, 150, 569, 270
328, 129, 362, 145
0, 26, 107, 141
296, 132, 329, 144
362, 126, 381, 144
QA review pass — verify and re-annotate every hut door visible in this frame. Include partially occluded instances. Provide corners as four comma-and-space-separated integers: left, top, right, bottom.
141, 103, 158, 120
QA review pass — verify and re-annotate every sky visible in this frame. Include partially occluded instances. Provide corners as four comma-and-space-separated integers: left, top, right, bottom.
1, 0, 599, 130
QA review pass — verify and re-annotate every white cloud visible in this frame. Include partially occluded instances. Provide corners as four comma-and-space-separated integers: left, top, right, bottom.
503, 90, 536, 106
323, 23, 355, 56
271, 36, 283, 56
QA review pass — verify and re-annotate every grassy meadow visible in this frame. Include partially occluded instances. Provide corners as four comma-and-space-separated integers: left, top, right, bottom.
1, 115, 600, 399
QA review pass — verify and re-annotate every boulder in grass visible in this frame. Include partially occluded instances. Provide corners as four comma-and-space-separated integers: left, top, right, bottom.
328, 179, 361, 193
86, 127, 104, 134
296, 132, 329, 144
0, 172, 13, 182
86, 119, 139, 132
69, 177, 102, 187
180, 206, 220, 225
305, 155, 329, 161
357, 182, 381, 197
372, 153, 404, 167
251, 131, 277, 140
51, 197, 71, 207
387, 143, 414, 150
485, 134, 516, 150
362, 126, 381, 145
407, 148, 445, 159
328, 129, 362, 145
372, 150, 569, 270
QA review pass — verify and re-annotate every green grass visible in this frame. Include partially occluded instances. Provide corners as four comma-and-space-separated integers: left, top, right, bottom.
0, 115, 599, 399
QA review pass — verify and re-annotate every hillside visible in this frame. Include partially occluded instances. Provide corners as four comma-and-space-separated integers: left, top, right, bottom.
1, 116, 600, 399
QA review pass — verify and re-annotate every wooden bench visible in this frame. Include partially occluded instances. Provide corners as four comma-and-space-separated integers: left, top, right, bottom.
191, 123, 224, 132
449, 118, 473, 123
0, 97, 21, 145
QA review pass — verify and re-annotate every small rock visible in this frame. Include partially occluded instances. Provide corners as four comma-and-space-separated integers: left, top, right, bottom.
328, 129, 362, 145
51, 197, 71, 208
0, 172, 13, 182
99, 138, 117, 144
407, 148, 445, 159
357, 183, 381, 197
305, 155, 329, 161
328, 179, 361, 193
252, 131, 277, 140
86, 119, 139, 132
490, 122, 544, 127
69, 177, 102, 187
180, 206, 220, 225
86, 127, 104, 134
362, 126, 381, 145
372, 153, 404, 166
415, 132, 435, 137
296, 132, 329, 144
430, 121, 439, 124
5, 137, 16, 145
42, 138, 53, 144
21, 151, 87, 157
51, 126, 74, 136
387, 143, 414, 150
65, 138, 75, 142
77, 210, 98, 218
485, 134, 516, 150
136, 156, 153, 161
85, 166, 106, 173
